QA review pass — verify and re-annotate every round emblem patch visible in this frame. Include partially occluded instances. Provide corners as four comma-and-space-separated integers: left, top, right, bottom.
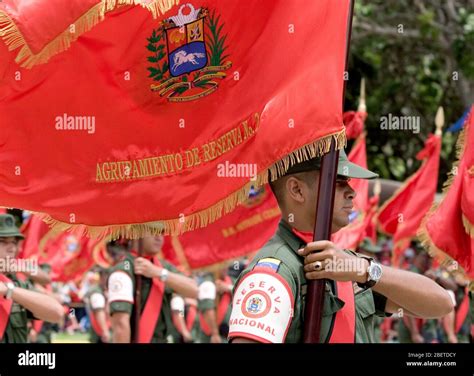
241, 290, 271, 319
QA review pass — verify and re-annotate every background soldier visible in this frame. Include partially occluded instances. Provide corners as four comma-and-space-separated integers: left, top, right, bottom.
108, 235, 198, 343
84, 268, 111, 343
0, 214, 64, 343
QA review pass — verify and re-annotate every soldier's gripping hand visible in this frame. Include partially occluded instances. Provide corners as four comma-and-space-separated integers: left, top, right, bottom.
298, 241, 369, 283
134, 257, 160, 278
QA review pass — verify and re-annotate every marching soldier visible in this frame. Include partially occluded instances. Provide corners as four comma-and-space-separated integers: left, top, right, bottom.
108, 235, 198, 343
228, 151, 454, 343
397, 248, 440, 343
0, 214, 64, 343
197, 265, 238, 343
84, 269, 111, 343
28, 263, 59, 343
170, 293, 195, 343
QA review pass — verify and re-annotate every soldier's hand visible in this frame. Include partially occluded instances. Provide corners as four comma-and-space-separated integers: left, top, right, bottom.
411, 333, 424, 343
101, 332, 111, 343
0, 282, 6, 297
134, 257, 159, 278
210, 333, 222, 343
182, 329, 193, 343
29, 329, 38, 343
216, 279, 232, 294
298, 241, 369, 283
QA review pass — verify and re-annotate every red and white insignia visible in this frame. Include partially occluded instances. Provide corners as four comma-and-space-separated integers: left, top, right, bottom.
228, 270, 294, 343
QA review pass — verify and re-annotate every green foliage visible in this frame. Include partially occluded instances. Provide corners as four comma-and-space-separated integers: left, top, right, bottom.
348, 0, 473, 190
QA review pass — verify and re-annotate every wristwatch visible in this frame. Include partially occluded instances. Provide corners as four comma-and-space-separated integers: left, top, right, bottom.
357, 258, 383, 289
5, 282, 15, 299
159, 268, 169, 282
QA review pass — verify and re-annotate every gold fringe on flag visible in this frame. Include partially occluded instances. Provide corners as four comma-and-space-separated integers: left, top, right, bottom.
417, 127, 473, 285
462, 214, 474, 238
26, 129, 346, 241
0, 0, 180, 69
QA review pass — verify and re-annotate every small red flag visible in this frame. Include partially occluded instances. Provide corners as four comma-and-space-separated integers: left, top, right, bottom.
378, 133, 442, 265
420, 108, 474, 281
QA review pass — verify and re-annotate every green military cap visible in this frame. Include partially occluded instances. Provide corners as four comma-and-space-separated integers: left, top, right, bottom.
0, 214, 24, 239
284, 149, 378, 179
359, 237, 382, 253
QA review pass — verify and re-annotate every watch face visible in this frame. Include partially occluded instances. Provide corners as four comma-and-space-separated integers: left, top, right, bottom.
369, 263, 382, 281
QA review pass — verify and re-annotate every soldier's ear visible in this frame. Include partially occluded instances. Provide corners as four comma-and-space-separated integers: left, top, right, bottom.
285, 176, 306, 204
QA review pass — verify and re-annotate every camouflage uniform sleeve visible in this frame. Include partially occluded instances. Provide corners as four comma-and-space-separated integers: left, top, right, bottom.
108, 257, 135, 316
198, 273, 216, 313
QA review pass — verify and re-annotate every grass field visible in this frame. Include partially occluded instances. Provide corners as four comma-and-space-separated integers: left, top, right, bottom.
51, 332, 90, 343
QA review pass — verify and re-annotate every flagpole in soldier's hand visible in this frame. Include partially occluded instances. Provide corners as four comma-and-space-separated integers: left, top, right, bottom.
303, 0, 355, 343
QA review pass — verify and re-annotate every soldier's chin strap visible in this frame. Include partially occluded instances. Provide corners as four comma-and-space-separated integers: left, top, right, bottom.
0, 274, 14, 341
291, 228, 356, 343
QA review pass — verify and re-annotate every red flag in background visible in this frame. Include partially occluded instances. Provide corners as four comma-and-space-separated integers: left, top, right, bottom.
0, 0, 350, 239
364, 191, 380, 244
343, 111, 366, 141
347, 132, 370, 214
162, 185, 280, 270
40, 230, 107, 281
378, 131, 442, 266
18, 214, 112, 274
17, 214, 55, 261
420, 107, 474, 281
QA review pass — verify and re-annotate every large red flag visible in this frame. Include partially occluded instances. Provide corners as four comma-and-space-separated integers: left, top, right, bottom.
378, 133, 442, 265
162, 185, 280, 270
420, 108, 474, 281
0, 0, 350, 239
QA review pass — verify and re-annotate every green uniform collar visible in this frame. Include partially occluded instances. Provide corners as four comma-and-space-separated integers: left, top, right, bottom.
275, 220, 306, 255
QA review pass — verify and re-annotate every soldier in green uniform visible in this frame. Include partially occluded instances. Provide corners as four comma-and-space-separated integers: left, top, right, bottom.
85, 268, 110, 343
0, 214, 64, 343
28, 263, 59, 343
397, 248, 440, 343
228, 151, 454, 343
108, 235, 198, 343
197, 266, 235, 343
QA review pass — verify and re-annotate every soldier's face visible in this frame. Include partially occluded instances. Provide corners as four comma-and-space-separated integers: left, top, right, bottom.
302, 172, 356, 233
0, 236, 19, 260
142, 235, 164, 255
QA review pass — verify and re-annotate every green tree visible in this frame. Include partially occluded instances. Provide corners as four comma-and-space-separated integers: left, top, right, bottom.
346, 0, 473, 189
